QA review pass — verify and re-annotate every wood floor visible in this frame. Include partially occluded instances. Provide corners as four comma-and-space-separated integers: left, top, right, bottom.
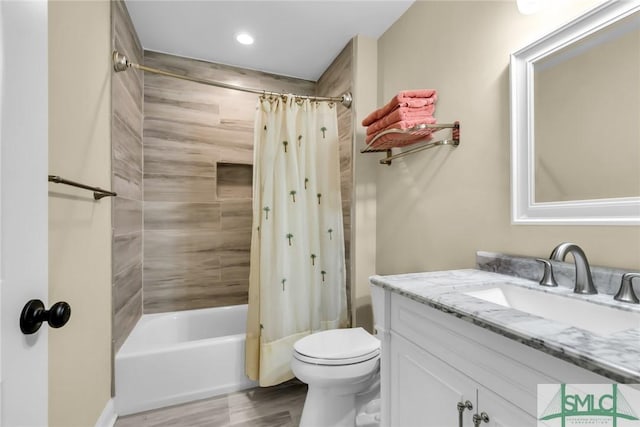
115, 380, 307, 427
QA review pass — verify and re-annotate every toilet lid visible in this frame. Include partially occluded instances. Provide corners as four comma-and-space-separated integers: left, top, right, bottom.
294, 327, 380, 360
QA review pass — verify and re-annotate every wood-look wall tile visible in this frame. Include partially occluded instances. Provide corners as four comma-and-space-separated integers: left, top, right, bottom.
144, 229, 223, 259
143, 259, 222, 301
112, 69, 141, 107
221, 200, 253, 231
113, 76, 143, 138
112, 0, 144, 358
144, 80, 257, 129
220, 231, 252, 251
221, 253, 250, 282
113, 198, 142, 236
143, 279, 248, 314
144, 74, 256, 117
144, 50, 316, 96
113, 68, 143, 115
143, 230, 223, 309
143, 137, 218, 177
114, 261, 143, 316
113, 160, 143, 202
113, 113, 143, 199
144, 173, 217, 202
114, 289, 142, 353
113, 231, 142, 276
144, 202, 221, 230
144, 93, 220, 127
144, 118, 253, 150
113, 113, 142, 169
144, 73, 227, 104
217, 145, 254, 165
217, 163, 253, 199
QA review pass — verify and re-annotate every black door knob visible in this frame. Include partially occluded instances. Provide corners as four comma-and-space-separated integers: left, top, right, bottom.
20, 299, 71, 335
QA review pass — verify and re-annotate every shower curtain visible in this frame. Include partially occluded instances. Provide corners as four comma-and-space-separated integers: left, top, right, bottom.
246, 95, 348, 386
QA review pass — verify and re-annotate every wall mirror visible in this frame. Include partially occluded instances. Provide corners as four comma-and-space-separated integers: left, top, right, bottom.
510, 0, 640, 225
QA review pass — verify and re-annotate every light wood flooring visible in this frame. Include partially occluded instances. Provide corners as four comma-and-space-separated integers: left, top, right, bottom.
115, 380, 307, 427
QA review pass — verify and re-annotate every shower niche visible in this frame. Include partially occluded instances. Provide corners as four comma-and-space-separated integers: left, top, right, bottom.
216, 162, 253, 199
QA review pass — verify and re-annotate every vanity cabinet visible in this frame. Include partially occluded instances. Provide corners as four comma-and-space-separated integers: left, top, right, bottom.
390, 333, 532, 426
382, 291, 610, 427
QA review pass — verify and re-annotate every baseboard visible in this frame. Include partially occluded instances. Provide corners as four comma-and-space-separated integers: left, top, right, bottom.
95, 399, 117, 427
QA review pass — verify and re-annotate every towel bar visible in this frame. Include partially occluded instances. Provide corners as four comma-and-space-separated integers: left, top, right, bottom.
48, 175, 117, 200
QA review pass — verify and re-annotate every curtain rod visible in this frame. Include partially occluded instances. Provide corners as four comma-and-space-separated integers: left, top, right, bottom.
112, 51, 352, 108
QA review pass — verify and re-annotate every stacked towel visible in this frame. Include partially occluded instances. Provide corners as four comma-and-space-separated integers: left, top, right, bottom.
362, 90, 437, 150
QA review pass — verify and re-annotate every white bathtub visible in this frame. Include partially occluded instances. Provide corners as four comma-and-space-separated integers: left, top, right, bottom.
115, 304, 257, 415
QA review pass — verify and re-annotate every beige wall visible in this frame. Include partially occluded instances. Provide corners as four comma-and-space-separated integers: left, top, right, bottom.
49, 1, 112, 426
375, 1, 640, 275
352, 35, 379, 332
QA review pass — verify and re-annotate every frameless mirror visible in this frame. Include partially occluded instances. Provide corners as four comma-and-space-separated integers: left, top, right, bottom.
510, 0, 640, 224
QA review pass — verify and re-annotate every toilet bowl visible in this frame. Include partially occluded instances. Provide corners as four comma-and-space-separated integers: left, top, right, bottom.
291, 327, 381, 427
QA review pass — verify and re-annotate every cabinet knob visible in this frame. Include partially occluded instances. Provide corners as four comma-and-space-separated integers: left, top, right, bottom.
457, 400, 473, 427
20, 299, 71, 334
473, 412, 490, 426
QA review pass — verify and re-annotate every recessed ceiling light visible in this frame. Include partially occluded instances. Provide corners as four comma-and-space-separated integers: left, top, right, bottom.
236, 33, 254, 45
517, 0, 541, 15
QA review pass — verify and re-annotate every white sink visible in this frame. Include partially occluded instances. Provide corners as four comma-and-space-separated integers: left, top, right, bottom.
464, 285, 640, 335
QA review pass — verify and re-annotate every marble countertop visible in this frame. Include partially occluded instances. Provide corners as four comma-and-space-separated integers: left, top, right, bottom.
370, 269, 640, 383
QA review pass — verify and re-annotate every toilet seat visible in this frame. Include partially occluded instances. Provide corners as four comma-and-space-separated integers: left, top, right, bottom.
293, 327, 380, 366
293, 348, 380, 366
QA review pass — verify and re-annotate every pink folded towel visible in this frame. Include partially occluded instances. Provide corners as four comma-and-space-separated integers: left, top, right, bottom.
365, 117, 438, 145
366, 105, 435, 136
362, 89, 437, 126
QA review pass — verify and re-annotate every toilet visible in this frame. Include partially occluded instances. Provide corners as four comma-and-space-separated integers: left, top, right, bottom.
291, 327, 381, 427
291, 287, 387, 427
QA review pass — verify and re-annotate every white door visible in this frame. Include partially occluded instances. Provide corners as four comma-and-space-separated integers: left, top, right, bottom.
0, 1, 49, 426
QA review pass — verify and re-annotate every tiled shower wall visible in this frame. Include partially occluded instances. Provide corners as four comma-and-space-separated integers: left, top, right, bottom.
111, 0, 143, 353
141, 51, 318, 313
111, 11, 355, 321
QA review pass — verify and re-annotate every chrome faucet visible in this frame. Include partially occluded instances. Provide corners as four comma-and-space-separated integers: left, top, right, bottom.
549, 243, 597, 295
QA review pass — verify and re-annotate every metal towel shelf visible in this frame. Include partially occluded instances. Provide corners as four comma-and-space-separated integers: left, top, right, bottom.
361, 121, 460, 165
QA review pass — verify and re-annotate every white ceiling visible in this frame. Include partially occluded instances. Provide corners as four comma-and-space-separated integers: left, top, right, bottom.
125, 1, 415, 81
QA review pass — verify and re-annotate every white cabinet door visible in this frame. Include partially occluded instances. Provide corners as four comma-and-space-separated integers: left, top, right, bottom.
474, 386, 536, 427
390, 332, 474, 427
389, 331, 537, 427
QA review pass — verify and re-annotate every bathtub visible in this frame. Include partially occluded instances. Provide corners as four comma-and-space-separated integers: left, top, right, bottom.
115, 304, 257, 416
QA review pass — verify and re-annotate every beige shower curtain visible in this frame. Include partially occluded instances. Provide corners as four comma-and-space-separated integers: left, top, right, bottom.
246, 95, 348, 386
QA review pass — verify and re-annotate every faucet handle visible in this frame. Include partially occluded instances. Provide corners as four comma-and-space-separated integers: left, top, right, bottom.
614, 272, 640, 304
536, 259, 558, 287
